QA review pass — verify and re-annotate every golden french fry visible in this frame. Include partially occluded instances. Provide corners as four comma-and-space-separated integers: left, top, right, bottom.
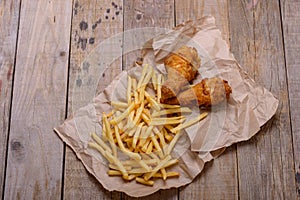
114, 126, 125, 150
160, 168, 167, 180
141, 113, 151, 125
150, 118, 185, 126
152, 171, 179, 178
152, 107, 192, 117
88, 142, 107, 160
163, 159, 179, 168
132, 123, 143, 148
111, 101, 128, 109
132, 78, 137, 91
153, 127, 166, 147
144, 155, 171, 181
152, 70, 157, 90
108, 170, 122, 176
109, 164, 132, 171
166, 132, 182, 155
105, 151, 127, 176
103, 114, 118, 157
146, 141, 153, 154
110, 102, 135, 125
171, 112, 208, 133
141, 66, 153, 88
150, 135, 164, 158
137, 64, 149, 89
91, 132, 112, 154
157, 74, 162, 102
136, 177, 154, 186
144, 91, 160, 111
159, 103, 180, 109
123, 174, 136, 181
163, 128, 173, 142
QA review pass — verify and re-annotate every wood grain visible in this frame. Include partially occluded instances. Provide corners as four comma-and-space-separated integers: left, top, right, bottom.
175, 1, 238, 199
0, 0, 21, 197
3, 0, 72, 199
123, 0, 174, 69
229, 0, 297, 199
122, 0, 176, 199
280, 0, 300, 198
64, 0, 123, 199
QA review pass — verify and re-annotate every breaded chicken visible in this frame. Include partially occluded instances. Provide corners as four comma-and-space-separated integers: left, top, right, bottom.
161, 46, 201, 101
163, 77, 232, 107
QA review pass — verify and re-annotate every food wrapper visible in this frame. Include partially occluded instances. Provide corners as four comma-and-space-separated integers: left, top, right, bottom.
54, 16, 279, 197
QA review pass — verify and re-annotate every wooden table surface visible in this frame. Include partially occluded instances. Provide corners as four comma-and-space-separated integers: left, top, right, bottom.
0, 0, 299, 199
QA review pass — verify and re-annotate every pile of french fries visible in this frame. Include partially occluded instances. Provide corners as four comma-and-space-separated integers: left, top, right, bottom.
88, 64, 208, 186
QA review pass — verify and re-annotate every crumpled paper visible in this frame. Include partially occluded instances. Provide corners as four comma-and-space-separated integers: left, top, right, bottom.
54, 16, 279, 197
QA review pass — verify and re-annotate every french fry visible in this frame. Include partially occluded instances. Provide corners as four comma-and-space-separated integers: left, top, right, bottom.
123, 174, 136, 181
136, 177, 154, 186
160, 168, 167, 180
110, 102, 135, 125
141, 113, 151, 125
111, 101, 128, 109
133, 123, 143, 148
146, 141, 153, 154
91, 132, 112, 154
141, 66, 153, 87
132, 78, 137, 91
88, 142, 107, 160
166, 132, 182, 155
105, 151, 127, 176
171, 112, 208, 133
134, 91, 139, 105
144, 91, 160, 111
163, 159, 179, 168
152, 107, 192, 117
108, 170, 122, 176
150, 117, 185, 126
103, 114, 118, 157
153, 127, 166, 147
163, 128, 173, 142
152, 70, 157, 90
109, 164, 132, 171
157, 74, 162, 102
159, 103, 180, 109
137, 64, 149, 89
152, 172, 179, 178
150, 135, 164, 158
144, 155, 171, 181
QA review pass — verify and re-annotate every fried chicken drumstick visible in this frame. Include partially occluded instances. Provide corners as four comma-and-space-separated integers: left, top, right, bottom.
163, 77, 232, 107
161, 46, 201, 101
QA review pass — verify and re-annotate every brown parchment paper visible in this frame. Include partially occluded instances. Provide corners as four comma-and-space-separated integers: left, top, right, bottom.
54, 16, 279, 197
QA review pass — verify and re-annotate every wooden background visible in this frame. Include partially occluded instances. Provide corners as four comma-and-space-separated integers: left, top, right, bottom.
0, 0, 299, 199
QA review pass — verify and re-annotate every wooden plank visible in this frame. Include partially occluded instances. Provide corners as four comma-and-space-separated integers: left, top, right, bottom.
3, 0, 72, 199
175, 1, 238, 199
64, 0, 123, 199
122, 0, 177, 199
123, 0, 174, 69
0, 0, 21, 197
280, 0, 300, 198
229, 0, 297, 199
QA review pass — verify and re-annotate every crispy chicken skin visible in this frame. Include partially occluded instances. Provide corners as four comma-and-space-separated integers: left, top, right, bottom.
163, 77, 232, 107
161, 46, 201, 101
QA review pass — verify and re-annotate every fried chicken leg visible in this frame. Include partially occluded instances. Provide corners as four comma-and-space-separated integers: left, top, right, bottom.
161, 46, 201, 101
163, 77, 232, 107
